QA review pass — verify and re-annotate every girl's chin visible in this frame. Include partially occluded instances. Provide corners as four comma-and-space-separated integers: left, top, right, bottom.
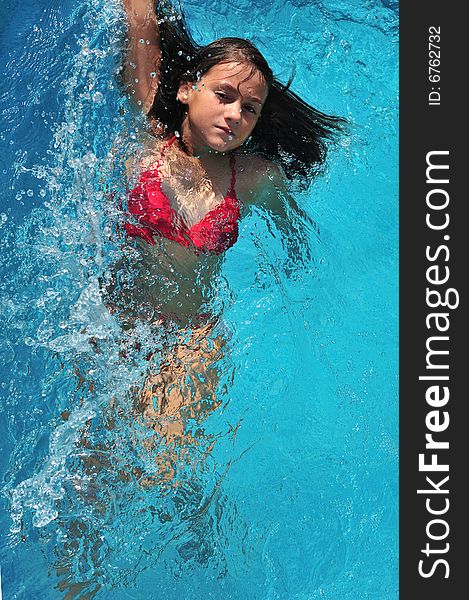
191, 130, 244, 154
207, 135, 243, 153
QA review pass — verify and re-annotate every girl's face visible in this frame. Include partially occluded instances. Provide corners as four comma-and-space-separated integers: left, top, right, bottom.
177, 61, 269, 154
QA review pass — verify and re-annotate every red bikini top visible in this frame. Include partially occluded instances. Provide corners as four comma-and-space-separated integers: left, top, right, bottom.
124, 136, 241, 254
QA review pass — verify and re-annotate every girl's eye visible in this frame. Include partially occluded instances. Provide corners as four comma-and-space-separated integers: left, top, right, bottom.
215, 91, 258, 115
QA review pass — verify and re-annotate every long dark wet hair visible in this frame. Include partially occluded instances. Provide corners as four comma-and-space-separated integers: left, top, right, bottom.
148, 1, 346, 180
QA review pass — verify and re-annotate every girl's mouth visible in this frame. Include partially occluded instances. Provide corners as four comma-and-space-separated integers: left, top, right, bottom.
216, 126, 235, 137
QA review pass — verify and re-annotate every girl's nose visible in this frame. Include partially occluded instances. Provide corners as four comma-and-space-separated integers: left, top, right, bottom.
225, 101, 242, 122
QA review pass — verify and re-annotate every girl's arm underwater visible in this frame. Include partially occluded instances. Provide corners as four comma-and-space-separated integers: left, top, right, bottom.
253, 162, 318, 268
122, 0, 161, 114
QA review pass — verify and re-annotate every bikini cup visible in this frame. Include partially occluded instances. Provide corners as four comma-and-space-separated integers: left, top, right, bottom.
125, 136, 241, 254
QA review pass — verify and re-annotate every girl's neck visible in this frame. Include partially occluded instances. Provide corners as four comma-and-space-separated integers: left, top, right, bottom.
179, 117, 228, 159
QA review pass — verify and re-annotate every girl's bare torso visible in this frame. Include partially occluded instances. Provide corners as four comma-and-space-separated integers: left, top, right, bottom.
118, 133, 276, 324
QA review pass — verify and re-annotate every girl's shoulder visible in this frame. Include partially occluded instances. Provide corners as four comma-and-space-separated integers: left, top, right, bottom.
234, 152, 283, 206
235, 152, 280, 177
140, 132, 167, 168
125, 132, 166, 178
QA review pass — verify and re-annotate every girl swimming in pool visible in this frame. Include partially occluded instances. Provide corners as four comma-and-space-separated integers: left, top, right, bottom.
108, 0, 344, 478
118, 0, 344, 309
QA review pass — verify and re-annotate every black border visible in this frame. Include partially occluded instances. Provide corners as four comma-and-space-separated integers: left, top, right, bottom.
400, 3, 464, 597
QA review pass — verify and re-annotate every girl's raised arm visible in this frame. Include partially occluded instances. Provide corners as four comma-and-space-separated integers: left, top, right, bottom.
122, 0, 161, 114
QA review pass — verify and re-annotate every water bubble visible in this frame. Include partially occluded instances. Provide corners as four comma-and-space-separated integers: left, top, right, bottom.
27, 189, 34, 197
0, 338, 14, 365
0, 213, 7, 226
34, 166, 47, 179
83, 152, 97, 166
62, 231, 75, 245
92, 91, 104, 103
37, 320, 54, 342
39, 189, 46, 198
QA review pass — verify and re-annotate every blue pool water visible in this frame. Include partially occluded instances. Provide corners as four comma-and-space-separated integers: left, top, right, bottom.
0, 0, 398, 598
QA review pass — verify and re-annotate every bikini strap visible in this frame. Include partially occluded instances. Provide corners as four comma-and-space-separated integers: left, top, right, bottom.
152, 135, 176, 178
162, 134, 177, 154
228, 153, 237, 197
